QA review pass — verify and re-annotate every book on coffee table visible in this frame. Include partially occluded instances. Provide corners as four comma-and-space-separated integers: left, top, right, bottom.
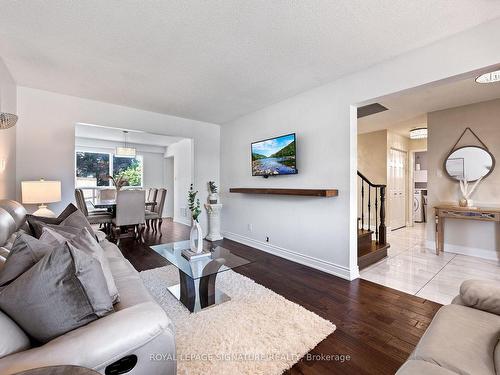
181, 248, 212, 261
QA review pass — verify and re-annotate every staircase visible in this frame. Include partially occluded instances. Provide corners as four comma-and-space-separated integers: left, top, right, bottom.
358, 171, 390, 269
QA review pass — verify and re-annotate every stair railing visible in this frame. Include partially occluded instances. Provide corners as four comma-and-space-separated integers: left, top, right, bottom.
357, 171, 386, 245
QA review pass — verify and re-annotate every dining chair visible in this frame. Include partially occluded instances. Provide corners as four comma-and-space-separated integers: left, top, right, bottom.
146, 188, 153, 202
145, 188, 167, 236
100, 189, 116, 201
74, 189, 112, 233
112, 189, 146, 246
149, 188, 158, 204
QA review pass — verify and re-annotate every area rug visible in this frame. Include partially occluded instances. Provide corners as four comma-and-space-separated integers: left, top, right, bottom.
140, 266, 335, 375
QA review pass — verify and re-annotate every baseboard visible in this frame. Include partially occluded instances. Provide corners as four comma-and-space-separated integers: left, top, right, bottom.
223, 231, 359, 281
174, 217, 191, 226
425, 240, 500, 262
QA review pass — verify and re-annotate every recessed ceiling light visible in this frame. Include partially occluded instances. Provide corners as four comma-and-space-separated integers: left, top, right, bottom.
475, 69, 500, 84
409, 128, 427, 140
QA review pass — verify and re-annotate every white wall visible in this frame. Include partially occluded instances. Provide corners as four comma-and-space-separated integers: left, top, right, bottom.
165, 139, 194, 225
426, 98, 500, 260
221, 18, 500, 280
16, 87, 220, 232
164, 157, 175, 218
0, 58, 17, 199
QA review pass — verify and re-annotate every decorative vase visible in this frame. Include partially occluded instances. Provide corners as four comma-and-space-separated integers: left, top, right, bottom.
208, 193, 218, 204
190, 220, 203, 253
466, 199, 474, 208
459, 198, 467, 207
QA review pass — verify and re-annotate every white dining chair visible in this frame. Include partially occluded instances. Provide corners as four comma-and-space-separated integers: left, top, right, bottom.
111, 190, 146, 246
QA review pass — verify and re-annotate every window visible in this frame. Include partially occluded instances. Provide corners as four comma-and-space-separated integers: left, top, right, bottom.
76, 152, 110, 187
113, 155, 143, 187
75, 151, 143, 187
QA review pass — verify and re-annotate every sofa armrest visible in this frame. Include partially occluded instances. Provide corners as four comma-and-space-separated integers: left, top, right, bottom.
452, 279, 500, 315
0, 302, 176, 374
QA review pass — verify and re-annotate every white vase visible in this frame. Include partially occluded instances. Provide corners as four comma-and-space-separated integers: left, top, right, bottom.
208, 192, 218, 204
190, 220, 203, 253
466, 199, 474, 208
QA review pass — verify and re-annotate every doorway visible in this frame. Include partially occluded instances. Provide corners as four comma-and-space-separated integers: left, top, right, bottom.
388, 148, 407, 230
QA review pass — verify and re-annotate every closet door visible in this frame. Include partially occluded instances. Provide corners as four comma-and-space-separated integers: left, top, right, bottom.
389, 148, 407, 230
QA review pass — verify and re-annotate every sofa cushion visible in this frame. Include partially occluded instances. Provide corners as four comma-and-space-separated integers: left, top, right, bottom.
0, 310, 31, 359
396, 359, 458, 374
0, 234, 53, 287
26, 203, 77, 237
100, 239, 124, 259
94, 230, 107, 243
0, 246, 9, 258
0, 244, 114, 343
3, 233, 17, 250
411, 304, 500, 375
459, 279, 500, 316
495, 340, 500, 375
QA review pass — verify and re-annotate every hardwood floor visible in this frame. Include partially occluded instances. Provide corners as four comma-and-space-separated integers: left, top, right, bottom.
119, 219, 441, 375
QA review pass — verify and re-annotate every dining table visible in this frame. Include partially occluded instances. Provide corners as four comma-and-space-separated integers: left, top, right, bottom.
93, 199, 156, 216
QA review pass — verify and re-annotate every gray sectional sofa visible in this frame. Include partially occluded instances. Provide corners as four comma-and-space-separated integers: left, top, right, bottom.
0, 200, 176, 375
397, 279, 500, 375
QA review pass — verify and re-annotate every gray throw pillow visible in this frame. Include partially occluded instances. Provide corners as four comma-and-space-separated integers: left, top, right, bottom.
29, 207, 97, 242
60, 209, 95, 241
0, 234, 53, 287
41, 227, 120, 304
26, 204, 78, 238
38, 224, 81, 246
0, 244, 114, 343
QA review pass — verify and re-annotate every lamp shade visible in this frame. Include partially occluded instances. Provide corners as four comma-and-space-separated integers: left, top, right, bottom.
21, 180, 61, 204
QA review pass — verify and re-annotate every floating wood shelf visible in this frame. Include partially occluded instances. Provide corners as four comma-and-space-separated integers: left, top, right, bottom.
229, 188, 338, 197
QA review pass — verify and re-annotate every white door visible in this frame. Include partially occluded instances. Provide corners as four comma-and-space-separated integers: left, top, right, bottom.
389, 148, 407, 230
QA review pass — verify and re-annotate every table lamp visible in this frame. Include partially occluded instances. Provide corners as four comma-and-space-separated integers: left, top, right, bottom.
21, 179, 61, 218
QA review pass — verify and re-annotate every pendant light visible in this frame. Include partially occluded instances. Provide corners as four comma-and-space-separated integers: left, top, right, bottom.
115, 131, 136, 157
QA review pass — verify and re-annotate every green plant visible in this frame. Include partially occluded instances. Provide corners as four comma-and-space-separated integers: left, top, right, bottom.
208, 181, 218, 194
188, 184, 201, 222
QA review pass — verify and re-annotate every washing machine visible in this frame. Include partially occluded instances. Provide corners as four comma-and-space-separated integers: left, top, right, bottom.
413, 189, 425, 223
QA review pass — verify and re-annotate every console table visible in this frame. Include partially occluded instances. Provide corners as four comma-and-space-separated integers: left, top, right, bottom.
434, 205, 500, 254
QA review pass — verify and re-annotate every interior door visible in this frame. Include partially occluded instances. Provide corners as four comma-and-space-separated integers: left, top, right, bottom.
389, 148, 407, 230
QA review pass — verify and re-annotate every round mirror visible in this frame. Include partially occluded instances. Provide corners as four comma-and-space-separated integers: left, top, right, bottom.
444, 146, 495, 182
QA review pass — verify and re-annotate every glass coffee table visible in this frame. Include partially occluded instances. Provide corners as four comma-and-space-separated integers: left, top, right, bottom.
150, 240, 251, 312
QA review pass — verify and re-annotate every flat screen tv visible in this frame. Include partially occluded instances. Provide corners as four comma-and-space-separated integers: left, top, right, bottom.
251, 133, 297, 177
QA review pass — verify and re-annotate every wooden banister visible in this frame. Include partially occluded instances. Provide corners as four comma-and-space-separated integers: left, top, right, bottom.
358, 171, 386, 245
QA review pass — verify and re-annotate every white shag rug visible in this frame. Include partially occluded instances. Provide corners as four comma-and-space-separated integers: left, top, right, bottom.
140, 266, 335, 375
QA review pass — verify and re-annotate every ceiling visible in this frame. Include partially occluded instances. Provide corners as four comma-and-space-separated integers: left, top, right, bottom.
1, 1, 500, 124
75, 123, 184, 147
358, 73, 500, 136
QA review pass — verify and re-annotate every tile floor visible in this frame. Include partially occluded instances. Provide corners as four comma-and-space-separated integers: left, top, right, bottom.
360, 223, 500, 304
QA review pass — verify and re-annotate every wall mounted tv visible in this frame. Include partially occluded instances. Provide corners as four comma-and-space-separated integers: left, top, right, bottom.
251, 133, 297, 177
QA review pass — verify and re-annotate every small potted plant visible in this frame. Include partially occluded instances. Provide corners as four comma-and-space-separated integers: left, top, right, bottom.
208, 181, 219, 204
188, 184, 203, 253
